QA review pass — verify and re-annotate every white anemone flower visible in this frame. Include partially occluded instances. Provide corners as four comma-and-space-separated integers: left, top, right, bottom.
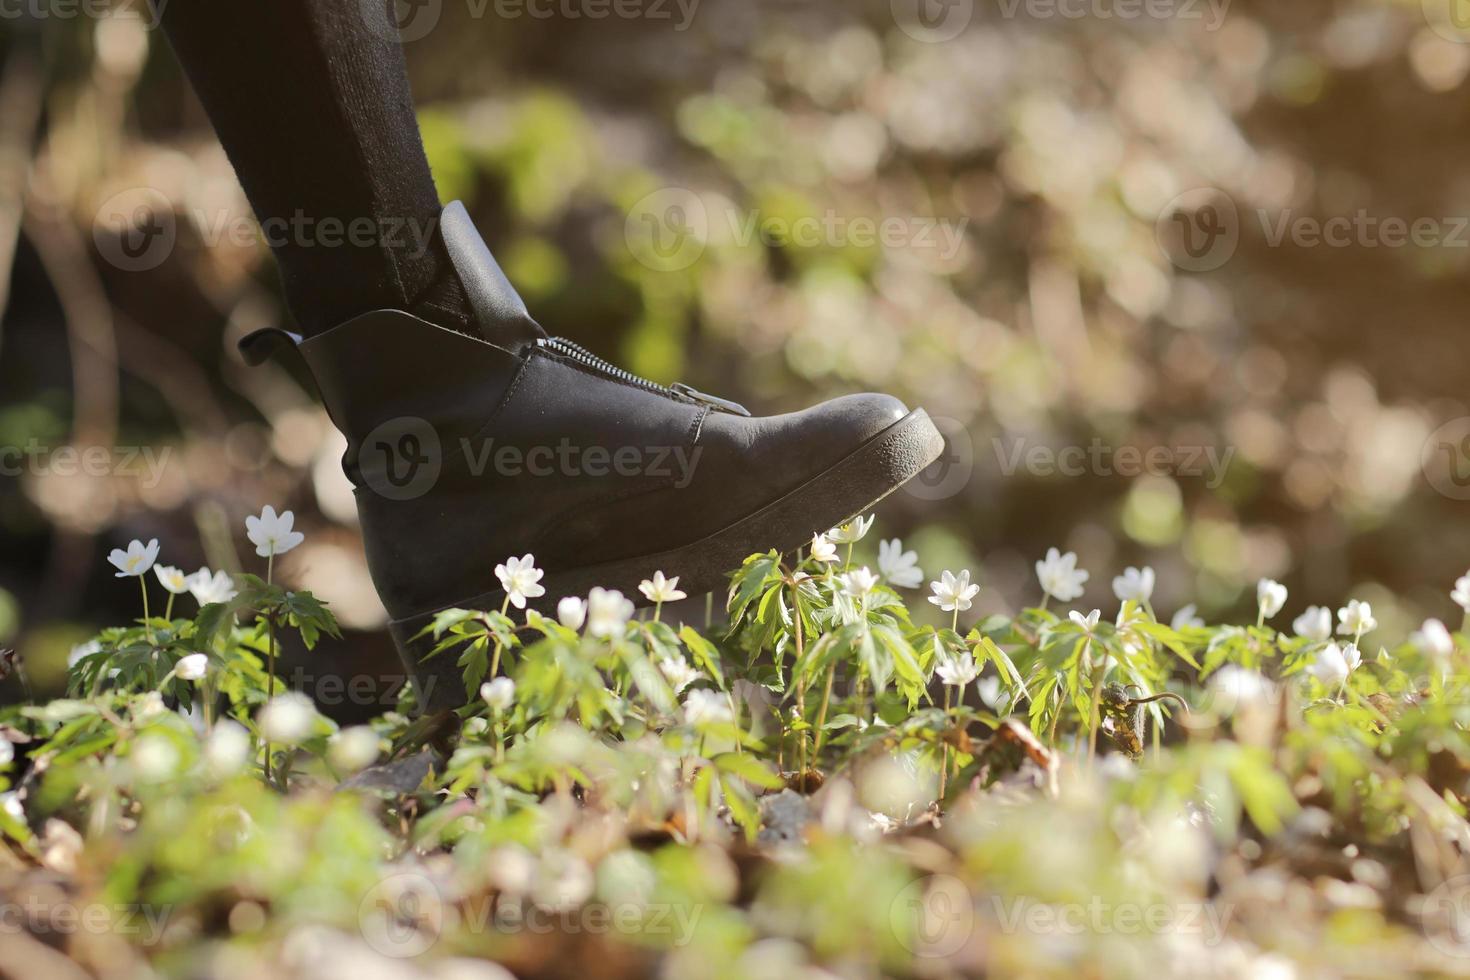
495, 554, 546, 610
0, 792, 22, 823
1257, 579, 1288, 621
1411, 618, 1454, 660
186, 568, 237, 605
481, 677, 516, 713
877, 539, 924, 590
175, 654, 209, 682
1292, 606, 1333, 644
1170, 605, 1204, 630
840, 567, 881, 600
826, 515, 874, 545
809, 533, 838, 564
1208, 666, 1275, 717
129, 735, 180, 783
1111, 566, 1155, 604
0, 739, 13, 768
1307, 642, 1360, 687
1453, 574, 1470, 614
108, 539, 160, 578
257, 692, 317, 745
245, 506, 304, 558
154, 565, 189, 594
557, 596, 587, 631
639, 571, 687, 605
658, 656, 700, 694
683, 689, 733, 726
1070, 609, 1102, 633
935, 651, 979, 687
586, 588, 634, 639
1336, 599, 1377, 638
203, 722, 251, 778
328, 727, 381, 772
928, 570, 980, 613
1036, 548, 1089, 603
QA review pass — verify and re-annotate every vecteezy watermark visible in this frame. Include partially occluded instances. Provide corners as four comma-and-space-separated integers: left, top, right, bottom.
993, 437, 1235, 489
1422, 416, 1470, 502
1421, 874, 1470, 957
890, 874, 975, 958
1157, 187, 1470, 272
359, 416, 703, 501
890, 0, 1228, 42
92, 189, 444, 274
283, 668, 427, 708
624, 187, 969, 273
0, 897, 172, 945
990, 896, 1234, 945
362, 0, 699, 44
1, 441, 174, 489
1155, 188, 1240, 273
903, 416, 975, 502
357, 871, 704, 959
0, 0, 166, 28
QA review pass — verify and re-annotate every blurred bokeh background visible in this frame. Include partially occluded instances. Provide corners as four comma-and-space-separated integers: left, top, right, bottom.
3, 0, 1470, 705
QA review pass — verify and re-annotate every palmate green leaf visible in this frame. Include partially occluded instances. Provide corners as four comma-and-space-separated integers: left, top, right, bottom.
679, 626, 727, 691
459, 636, 490, 696
727, 551, 784, 628
420, 608, 478, 642
278, 590, 341, 650
720, 772, 761, 842
856, 629, 892, 695
1137, 621, 1201, 669
974, 635, 1024, 689
620, 644, 676, 716
712, 751, 784, 790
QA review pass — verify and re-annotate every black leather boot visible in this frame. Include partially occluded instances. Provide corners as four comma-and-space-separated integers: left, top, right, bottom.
241, 202, 945, 709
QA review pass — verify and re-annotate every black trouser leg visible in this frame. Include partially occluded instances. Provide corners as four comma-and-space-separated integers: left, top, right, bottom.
158, 0, 471, 337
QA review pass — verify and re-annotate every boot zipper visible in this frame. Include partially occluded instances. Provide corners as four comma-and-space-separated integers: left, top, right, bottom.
536, 337, 751, 417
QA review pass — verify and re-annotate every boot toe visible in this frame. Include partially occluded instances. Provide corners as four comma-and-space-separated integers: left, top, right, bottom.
814, 392, 911, 446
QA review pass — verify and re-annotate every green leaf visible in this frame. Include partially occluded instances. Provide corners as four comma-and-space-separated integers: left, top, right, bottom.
679, 626, 727, 691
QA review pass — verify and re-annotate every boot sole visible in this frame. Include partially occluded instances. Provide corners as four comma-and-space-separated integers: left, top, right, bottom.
390, 408, 947, 709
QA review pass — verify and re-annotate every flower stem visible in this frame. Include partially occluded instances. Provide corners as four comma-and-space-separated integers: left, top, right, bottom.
939, 685, 952, 802
140, 578, 153, 646
264, 549, 276, 786
654, 599, 663, 624
792, 582, 808, 775
1084, 640, 1105, 768
812, 661, 838, 759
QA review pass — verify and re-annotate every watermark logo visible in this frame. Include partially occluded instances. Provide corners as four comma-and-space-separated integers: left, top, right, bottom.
994, 436, 1235, 489
625, 187, 970, 272
358, 871, 444, 958
360, 417, 444, 502
93, 187, 176, 272
892, 0, 974, 42
1158, 188, 1470, 272
903, 416, 975, 501
357, 0, 443, 42
626, 187, 710, 273
1424, 0, 1470, 43
890, 874, 975, 958
0, 0, 167, 29
991, 896, 1233, 944
1155, 188, 1239, 273
1423, 875, 1470, 957
1423, 417, 1470, 501
351, 416, 705, 501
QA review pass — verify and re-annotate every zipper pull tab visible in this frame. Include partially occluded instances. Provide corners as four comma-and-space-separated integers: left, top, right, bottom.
671, 383, 752, 417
